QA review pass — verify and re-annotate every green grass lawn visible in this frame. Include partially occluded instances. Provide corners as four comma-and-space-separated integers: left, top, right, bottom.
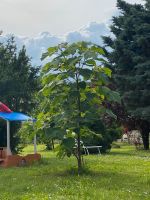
0, 144, 150, 200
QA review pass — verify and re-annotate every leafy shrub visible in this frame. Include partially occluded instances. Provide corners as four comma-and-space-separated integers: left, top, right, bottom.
81, 120, 122, 153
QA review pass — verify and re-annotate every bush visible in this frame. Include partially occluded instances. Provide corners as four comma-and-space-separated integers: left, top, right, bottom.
81, 120, 122, 153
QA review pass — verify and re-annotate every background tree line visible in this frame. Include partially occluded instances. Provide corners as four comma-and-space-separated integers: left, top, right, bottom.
0, 37, 39, 152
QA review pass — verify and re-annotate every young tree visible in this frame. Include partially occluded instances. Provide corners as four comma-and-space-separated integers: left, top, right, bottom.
40, 42, 120, 174
103, 0, 150, 149
0, 37, 39, 152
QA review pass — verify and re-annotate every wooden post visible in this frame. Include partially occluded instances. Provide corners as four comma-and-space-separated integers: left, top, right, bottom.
7, 120, 12, 155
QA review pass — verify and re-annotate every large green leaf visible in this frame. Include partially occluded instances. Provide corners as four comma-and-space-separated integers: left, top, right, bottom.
41, 46, 58, 60
102, 67, 112, 78
79, 81, 86, 89
110, 91, 121, 103
106, 109, 117, 120
85, 59, 96, 66
69, 90, 79, 98
79, 68, 92, 80
45, 127, 65, 139
90, 46, 105, 55
84, 50, 97, 59
62, 137, 75, 149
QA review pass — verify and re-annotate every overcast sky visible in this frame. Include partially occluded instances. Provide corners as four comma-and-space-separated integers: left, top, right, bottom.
0, 0, 143, 36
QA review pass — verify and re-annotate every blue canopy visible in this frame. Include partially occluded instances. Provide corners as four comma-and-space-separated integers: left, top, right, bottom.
0, 112, 34, 121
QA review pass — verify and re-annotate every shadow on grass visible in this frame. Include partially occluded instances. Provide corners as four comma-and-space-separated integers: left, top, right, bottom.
55, 166, 141, 185
32, 157, 64, 167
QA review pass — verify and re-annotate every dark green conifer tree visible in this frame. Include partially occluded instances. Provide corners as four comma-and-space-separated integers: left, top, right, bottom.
103, 0, 150, 149
0, 37, 39, 152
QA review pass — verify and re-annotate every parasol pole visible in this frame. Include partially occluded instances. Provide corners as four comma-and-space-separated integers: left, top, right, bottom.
33, 121, 37, 154
7, 120, 12, 155
34, 134, 37, 154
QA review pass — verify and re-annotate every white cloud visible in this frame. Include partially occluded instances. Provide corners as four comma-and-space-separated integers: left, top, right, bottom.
0, 0, 143, 36
0, 21, 110, 65
0, 0, 115, 36
0, 0, 144, 66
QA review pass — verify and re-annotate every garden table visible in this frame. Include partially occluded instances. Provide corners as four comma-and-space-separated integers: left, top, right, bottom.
83, 146, 102, 155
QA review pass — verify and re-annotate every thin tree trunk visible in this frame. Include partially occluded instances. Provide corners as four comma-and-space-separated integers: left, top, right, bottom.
76, 73, 82, 175
77, 131, 82, 174
141, 130, 149, 150
139, 121, 150, 150
51, 139, 54, 150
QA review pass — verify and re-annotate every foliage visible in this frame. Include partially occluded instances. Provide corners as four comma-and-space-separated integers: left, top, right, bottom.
19, 120, 55, 150
81, 120, 122, 153
39, 41, 120, 173
0, 37, 39, 152
103, 0, 150, 149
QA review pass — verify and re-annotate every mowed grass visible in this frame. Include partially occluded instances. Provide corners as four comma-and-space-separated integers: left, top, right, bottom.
0, 144, 150, 200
